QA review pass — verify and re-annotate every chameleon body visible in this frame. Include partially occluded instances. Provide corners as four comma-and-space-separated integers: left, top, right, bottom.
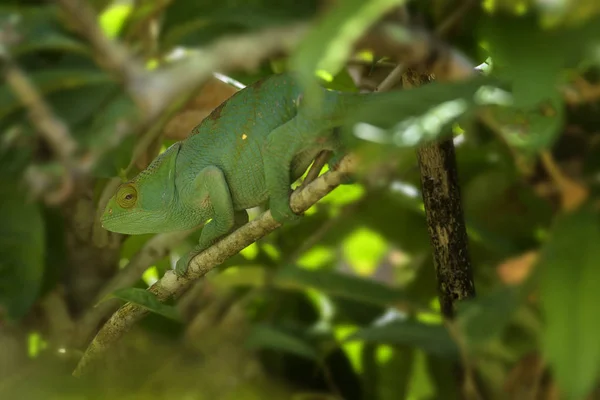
101, 73, 373, 275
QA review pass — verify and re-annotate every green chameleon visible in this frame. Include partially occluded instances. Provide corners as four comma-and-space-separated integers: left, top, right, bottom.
101, 72, 377, 275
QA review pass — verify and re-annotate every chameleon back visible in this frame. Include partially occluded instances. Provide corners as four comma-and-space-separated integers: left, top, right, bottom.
175, 74, 303, 209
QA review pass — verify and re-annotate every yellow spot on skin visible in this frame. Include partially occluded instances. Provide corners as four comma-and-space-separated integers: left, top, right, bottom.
242, 134, 248, 140
109, 208, 113, 214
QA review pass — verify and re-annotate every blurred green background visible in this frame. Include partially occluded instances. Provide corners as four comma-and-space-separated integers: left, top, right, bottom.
1, 0, 600, 399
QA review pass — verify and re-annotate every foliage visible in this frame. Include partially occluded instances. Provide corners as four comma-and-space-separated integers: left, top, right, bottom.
1, 0, 600, 399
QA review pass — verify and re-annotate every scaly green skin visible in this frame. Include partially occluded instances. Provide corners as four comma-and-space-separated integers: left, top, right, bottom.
101, 73, 371, 275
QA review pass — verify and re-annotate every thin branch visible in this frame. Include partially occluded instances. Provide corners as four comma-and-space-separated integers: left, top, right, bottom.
299, 150, 332, 190
1, 58, 78, 161
375, 63, 404, 92
72, 155, 357, 377
357, 23, 474, 82
539, 150, 588, 212
434, 0, 476, 37
55, 0, 142, 84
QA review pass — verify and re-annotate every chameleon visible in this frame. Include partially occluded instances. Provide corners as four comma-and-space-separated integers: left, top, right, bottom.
101, 72, 377, 276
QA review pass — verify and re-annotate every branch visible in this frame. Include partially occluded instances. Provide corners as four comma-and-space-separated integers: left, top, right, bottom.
1, 58, 78, 162
55, 0, 143, 84
72, 155, 357, 377
357, 23, 474, 82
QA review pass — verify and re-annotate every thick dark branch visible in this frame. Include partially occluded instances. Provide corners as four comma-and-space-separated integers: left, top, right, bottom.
417, 139, 475, 317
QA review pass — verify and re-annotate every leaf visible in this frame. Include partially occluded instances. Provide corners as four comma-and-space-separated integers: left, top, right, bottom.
346, 76, 494, 147
481, 15, 600, 107
463, 169, 553, 250
290, 0, 405, 102
0, 69, 112, 120
0, 5, 89, 56
346, 320, 459, 359
0, 179, 45, 320
539, 206, 600, 399
45, 84, 120, 134
160, 0, 317, 49
342, 227, 387, 275
456, 286, 523, 346
274, 265, 406, 307
245, 323, 319, 360
108, 288, 181, 321
482, 16, 567, 108
489, 97, 565, 153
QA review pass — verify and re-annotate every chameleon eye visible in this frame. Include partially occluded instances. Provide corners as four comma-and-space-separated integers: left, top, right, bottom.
116, 184, 138, 209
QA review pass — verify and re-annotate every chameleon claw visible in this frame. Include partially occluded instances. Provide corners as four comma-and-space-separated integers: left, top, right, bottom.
175, 254, 192, 276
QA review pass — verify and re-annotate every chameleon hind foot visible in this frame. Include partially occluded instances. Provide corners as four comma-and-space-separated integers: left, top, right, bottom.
270, 199, 302, 225
175, 252, 195, 276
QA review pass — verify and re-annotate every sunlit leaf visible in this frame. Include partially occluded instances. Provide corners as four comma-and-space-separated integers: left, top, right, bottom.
539, 206, 600, 399
345, 76, 494, 147
342, 227, 388, 275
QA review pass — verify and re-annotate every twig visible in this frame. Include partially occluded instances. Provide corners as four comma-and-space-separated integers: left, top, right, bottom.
55, 0, 142, 85
72, 155, 357, 376
434, 0, 476, 37
356, 23, 474, 82
72, 230, 194, 347
299, 150, 332, 190
446, 321, 483, 400
562, 76, 600, 105
375, 63, 404, 92
539, 150, 588, 212
1, 58, 78, 161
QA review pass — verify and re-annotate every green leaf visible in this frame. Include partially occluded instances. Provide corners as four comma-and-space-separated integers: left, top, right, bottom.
346, 76, 494, 147
274, 265, 406, 307
0, 179, 45, 320
0, 5, 89, 56
0, 69, 112, 120
290, 0, 405, 102
456, 286, 522, 346
539, 206, 600, 399
481, 15, 600, 107
482, 16, 567, 108
463, 168, 553, 250
346, 320, 459, 359
45, 84, 120, 133
489, 97, 565, 153
246, 323, 319, 360
342, 227, 387, 275
376, 345, 415, 400
160, 0, 317, 49
109, 288, 181, 321
87, 93, 139, 177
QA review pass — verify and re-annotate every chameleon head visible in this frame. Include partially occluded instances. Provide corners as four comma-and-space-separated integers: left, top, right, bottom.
101, 143, 183, 234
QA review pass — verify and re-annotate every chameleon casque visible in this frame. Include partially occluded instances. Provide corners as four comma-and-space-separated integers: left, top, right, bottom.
101, 72, 375, 275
